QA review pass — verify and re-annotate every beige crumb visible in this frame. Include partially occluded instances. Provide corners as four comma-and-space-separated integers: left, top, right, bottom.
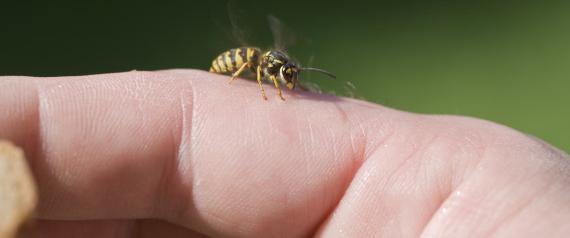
0, 141, 37, 238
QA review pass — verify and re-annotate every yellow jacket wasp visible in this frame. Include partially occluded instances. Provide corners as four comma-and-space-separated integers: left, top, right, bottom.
209, 15, 335, 100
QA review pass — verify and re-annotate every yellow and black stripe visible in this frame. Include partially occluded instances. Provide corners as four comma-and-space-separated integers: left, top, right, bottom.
209, 47, 261, 74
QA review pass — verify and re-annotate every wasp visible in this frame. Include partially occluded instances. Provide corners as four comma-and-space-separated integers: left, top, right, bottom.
209, 16, 336, 100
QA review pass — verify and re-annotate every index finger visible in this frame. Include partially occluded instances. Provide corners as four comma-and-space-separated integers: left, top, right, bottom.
0, 70, 396, 236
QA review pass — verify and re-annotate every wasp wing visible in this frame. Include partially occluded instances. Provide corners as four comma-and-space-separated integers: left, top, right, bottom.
225, 0, 254, 47
267, 14, 299, 52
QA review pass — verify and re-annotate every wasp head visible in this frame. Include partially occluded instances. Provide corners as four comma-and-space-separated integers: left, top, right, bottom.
280, 62, 299, 89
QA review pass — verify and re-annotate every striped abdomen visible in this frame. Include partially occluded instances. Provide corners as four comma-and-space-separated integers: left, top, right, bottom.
209, 47, 261, 74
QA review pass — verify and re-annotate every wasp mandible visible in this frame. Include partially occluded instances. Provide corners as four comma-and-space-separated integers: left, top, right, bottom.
209, 15, 335, 101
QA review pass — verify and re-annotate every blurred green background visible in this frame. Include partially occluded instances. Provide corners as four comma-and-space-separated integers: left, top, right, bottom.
1, 0, 568, 152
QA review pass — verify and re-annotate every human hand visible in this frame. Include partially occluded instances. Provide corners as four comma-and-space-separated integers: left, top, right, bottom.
1, 70, 569, 237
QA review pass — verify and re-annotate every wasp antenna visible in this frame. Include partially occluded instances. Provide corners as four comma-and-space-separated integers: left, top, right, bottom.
301, 67, 337, 79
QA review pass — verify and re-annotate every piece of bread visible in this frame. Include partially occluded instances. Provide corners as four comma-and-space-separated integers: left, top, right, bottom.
0, 141, 37, 238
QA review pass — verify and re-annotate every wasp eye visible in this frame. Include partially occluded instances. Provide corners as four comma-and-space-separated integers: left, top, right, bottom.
281, 66, 293, 76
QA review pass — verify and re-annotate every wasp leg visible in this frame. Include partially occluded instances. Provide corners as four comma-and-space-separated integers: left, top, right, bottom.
228, 63, 249, 84
256, 66, 268, 100
270, 75, 285, 101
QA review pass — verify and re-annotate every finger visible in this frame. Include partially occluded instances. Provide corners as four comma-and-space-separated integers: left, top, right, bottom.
316, 115, 570, 237
4, 70, 568, 237
0, 70, 401, 237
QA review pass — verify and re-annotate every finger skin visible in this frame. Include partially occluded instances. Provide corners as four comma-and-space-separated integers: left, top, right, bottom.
0, 70, 389, 237
1, 70, 569, 237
